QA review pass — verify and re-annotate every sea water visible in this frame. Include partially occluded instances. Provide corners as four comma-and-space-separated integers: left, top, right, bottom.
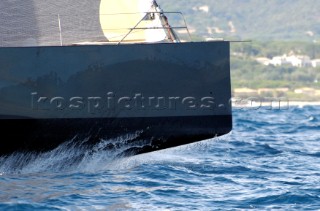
0, 106, 320, 210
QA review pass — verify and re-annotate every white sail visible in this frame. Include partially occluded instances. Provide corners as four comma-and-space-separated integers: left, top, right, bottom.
99, 0, 167, 43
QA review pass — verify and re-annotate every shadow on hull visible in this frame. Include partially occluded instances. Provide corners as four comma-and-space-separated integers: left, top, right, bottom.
0, 115, 232, 156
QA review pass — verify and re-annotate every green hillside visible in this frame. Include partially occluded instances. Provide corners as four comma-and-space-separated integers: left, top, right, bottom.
158, 0, 320, 41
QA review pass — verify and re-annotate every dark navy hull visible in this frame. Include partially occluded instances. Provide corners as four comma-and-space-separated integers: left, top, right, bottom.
0, 41, 232, 156
0, 115, 231, 155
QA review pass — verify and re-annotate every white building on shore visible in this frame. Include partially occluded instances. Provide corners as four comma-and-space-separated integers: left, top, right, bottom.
286, 55, 311, 67
311, 59, 320, 68
270, 55, 291, 66
256, 54, 316, 68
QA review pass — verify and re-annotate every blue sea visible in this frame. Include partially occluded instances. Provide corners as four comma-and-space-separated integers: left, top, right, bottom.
1, 106, 320, 210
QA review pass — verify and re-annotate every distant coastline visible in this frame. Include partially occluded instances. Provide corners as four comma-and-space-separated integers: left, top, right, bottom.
232, 97, 320, 109
233, 87, 320, 102
287, 101, 320, 107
